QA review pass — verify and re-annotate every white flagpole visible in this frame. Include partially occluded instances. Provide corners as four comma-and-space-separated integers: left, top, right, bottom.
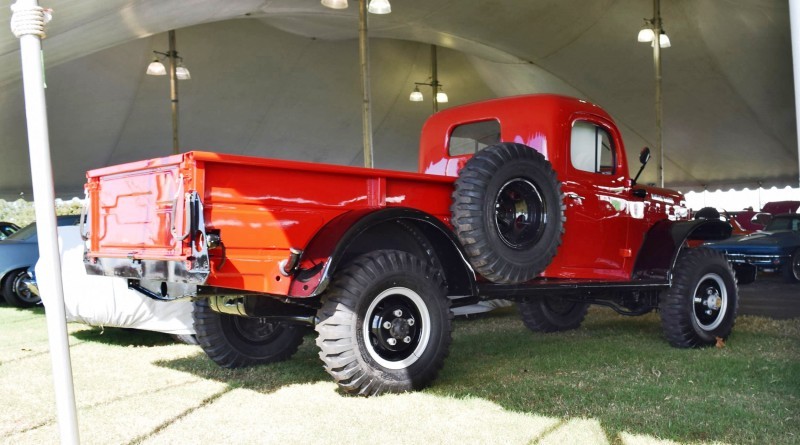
10, 1, 80, 443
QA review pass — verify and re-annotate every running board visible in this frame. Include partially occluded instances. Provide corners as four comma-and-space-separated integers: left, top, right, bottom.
477, 279, 670, 300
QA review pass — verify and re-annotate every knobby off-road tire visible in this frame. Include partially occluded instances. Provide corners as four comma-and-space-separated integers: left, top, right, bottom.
2, 268, 40, 308
315, 250, 452, 396
782, 249, 800, 283
451, 143, 564, 284
518, 296, 589, 333
193, 299, 306, 368
660, 248, 738, 348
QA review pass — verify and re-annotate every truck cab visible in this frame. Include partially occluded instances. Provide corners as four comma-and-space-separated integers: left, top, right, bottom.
419, 95, 686, 281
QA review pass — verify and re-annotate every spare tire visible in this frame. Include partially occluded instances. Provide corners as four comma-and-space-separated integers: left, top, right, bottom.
694, 207, 720, 220
451, 143, 563, 284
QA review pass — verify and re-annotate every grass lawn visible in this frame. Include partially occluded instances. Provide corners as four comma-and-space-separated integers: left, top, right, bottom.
1, 303, 798, 444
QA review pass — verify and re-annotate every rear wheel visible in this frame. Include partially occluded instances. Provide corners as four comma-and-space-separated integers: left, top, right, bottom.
660, 248, 738, 347
518, 296, 588, 332
193, 299, 306, 368
2, 268, 40, 308
316, 250, 452, 396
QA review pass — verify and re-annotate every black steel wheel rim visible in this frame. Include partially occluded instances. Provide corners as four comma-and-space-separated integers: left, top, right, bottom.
494, 178, 546, 250
364, 287, 431, 369
692, 273, 727, 330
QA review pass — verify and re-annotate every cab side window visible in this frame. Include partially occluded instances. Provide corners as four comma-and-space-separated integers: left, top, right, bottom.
448, 119, 501, 156
570, 121, 615, 175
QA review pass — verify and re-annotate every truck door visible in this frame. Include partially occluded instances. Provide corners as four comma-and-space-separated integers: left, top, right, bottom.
555, 118, 633, 280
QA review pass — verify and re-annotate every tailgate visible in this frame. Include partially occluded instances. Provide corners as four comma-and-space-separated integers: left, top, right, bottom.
84, 154, 209, 284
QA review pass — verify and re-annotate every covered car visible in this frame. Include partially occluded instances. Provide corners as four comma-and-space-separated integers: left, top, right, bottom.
706, 213, 800, 282
35, 225, 195, 337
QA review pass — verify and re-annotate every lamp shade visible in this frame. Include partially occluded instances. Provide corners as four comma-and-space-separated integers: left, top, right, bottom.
321, 0, 348, 9
368, 0, 391, 14
436, 91, 449, 103
146, 60, 166, 76
176, 65, 191, 80
409, 87, 424, 102
659, 32, 671, 48
637, 27, 655, 43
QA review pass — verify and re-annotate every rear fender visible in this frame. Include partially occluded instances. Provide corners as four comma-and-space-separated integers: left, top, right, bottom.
632, 219, 732, 281
288, 208, 475, 298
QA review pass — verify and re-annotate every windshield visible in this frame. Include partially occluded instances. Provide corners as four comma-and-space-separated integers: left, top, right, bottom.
764, 216, 800, 232
6, 222, 37, 241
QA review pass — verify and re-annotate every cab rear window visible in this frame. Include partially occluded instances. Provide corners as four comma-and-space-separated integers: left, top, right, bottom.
448, 120, 501, 156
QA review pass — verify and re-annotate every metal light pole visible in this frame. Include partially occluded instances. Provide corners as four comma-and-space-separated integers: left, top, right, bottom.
358, 0, 374, 168
168, 30, 179, 155
431, 45, 440, 113
652, 0, 664, 188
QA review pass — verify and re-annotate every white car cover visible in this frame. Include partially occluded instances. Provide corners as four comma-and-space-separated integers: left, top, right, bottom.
37, 226, 195, 335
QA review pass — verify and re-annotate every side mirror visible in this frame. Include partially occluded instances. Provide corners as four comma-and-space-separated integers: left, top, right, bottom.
639, 147, 651, 165
632, 147, 651, 186
750, 213, 772, 227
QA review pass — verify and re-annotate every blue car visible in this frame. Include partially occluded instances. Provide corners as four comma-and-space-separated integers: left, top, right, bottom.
0, 215, 81, 307
706, 213, 800, 283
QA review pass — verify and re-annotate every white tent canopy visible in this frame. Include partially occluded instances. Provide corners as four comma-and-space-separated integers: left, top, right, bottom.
0, 0, 797, 197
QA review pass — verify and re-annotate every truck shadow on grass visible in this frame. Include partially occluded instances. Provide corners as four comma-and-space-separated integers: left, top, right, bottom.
155, 335, 330, 393
154, 307, 800, 445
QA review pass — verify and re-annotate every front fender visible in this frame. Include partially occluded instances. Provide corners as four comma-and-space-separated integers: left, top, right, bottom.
632, 219, 732, 281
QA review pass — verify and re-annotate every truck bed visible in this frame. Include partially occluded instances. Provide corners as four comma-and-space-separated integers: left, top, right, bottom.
85, 151, 456, 296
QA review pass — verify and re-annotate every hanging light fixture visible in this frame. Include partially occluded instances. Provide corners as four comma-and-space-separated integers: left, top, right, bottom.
636, 19, 670, 48
368, 0, 391, 14
410, 45, 449, 112
409, 86, 424, 102
144, 30, 190, 155
146, 57, 166, 76
321, 0, 349, 9
322, 0, 391, 14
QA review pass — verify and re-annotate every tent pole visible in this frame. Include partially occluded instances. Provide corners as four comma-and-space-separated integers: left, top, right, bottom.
168, 30, 179, 155
653, 0, 664, 188
358, 0, 374, 168
11, 1, 80, 443
790, 0, 800, 188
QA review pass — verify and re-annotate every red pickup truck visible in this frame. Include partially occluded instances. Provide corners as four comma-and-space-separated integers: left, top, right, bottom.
83, 94, 743, 395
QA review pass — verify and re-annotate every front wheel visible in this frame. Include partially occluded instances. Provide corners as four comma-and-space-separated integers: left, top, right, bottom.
316, 250, 452, 396
660, 248, 738, 348
782, 249, 800, 283
2, 268, 41, 308
193, 299, 306, 368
